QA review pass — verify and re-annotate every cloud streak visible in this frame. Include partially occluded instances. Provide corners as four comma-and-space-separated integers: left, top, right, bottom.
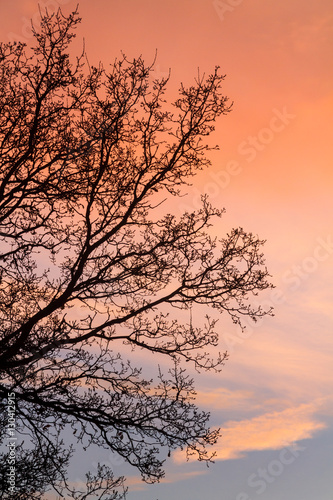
174, 402, 326, 463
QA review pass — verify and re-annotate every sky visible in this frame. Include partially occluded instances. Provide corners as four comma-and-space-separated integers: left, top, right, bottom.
1, 0, 332, 499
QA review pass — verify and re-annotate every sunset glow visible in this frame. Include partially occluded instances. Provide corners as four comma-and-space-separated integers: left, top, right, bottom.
1, 1, 332, 499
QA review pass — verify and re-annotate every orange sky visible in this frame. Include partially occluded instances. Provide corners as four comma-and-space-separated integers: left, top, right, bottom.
1, 1, 332, 499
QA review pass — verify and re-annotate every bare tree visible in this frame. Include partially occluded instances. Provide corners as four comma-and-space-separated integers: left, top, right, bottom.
0, 8, 273, 499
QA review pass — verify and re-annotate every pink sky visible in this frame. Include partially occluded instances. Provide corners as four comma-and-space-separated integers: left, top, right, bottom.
1, 1, 332, 499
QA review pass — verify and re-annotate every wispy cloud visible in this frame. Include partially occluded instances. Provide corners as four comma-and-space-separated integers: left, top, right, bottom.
174, 402, 326, 463
195, 387, 256, 410
126, 469, 208, 491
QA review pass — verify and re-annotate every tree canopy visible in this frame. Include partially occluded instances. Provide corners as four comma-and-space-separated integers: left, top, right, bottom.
0, 9, 273, 499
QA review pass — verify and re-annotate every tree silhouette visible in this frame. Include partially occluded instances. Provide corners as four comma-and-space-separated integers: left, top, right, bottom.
0, 9, 273, 499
